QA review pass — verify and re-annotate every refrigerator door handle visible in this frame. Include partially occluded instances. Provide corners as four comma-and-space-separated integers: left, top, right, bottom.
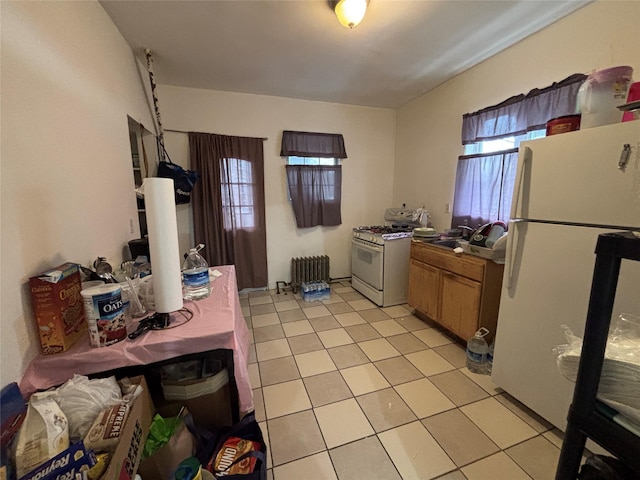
505, 146, 531, 289
511, 146, 532, 220
505, 219, 522, 289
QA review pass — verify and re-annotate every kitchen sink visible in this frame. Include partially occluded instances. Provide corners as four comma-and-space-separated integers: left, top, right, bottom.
432, 239, 459, 249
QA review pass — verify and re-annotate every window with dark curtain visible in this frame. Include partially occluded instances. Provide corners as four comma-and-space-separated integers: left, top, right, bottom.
188, 132, 267, 290
452, 73, 586, 229
281, 131, 347, 228
286, 165, 342, 228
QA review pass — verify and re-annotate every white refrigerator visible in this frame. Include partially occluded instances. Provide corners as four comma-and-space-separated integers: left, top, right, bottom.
492, 119, 640, 431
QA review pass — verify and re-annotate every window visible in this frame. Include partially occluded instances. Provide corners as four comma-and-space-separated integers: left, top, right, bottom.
464, 129, 546, 155
280, 131, 347, 228
452, 74, 587, 228
285, 165, 342, 227
286, 157, 340, 202
463, 130, 545, 156
220, 157, 255, 229
188, 132, 268, 290
287, 156, 340, 166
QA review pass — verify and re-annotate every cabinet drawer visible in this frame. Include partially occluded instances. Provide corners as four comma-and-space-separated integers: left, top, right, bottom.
411, 243, 484, 281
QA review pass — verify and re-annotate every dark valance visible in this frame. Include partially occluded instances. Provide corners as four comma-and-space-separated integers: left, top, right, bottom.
461, 73, 587, 145
280, 130, 347, 158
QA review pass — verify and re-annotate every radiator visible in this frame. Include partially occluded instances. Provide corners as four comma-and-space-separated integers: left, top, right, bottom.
291, 256, 330, 291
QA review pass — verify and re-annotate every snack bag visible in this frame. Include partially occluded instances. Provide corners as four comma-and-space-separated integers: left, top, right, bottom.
208, 436, 261, 476
83, 403, 129, 454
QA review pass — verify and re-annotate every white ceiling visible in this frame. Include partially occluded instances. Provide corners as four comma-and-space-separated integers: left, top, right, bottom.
100, 0, 590, 109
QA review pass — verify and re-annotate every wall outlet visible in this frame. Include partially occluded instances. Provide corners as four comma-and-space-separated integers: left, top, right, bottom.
445, 202, 451, 213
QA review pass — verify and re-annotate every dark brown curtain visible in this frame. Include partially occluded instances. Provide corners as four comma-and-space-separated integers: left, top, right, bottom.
189, 132, 267, 290
280, 131, 347, 158
286, 165, 342, 228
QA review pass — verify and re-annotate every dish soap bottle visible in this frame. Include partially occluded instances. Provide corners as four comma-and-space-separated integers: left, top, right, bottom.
182, 244, 211, 301
466, 327, 490, 374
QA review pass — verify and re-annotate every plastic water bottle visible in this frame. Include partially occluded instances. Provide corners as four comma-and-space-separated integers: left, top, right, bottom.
466, 327, 490, 374
182, 244, 211, 301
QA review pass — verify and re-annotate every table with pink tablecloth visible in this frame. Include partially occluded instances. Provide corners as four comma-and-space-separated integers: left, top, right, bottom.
20, 265, 254, 416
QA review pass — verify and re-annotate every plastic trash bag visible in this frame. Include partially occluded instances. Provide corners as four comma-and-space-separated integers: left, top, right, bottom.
54, 375, 122, 441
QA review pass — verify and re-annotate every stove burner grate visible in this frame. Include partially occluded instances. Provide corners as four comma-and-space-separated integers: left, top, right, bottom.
356, 225, 414, 234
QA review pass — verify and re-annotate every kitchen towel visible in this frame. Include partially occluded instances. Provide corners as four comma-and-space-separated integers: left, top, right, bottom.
143, 178, 184, 313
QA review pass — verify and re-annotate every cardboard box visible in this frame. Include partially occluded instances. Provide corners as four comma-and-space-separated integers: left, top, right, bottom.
29, 263, 87, 354
99, 376, 154, 480
12, 377, 152, 480
159, 369, 232, 431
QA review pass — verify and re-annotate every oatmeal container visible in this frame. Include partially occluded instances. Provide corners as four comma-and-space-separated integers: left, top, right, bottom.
81, 284, 128, 347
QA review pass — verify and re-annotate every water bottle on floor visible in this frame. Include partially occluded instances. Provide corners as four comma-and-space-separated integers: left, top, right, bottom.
182, 244, 211, 301
466, 327, 490, 374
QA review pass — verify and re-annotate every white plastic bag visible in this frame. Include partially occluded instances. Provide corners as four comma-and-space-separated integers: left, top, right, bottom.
54, 374, 122, 441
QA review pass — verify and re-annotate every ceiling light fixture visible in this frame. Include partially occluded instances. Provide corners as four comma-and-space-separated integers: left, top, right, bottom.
334, 0, 367, 29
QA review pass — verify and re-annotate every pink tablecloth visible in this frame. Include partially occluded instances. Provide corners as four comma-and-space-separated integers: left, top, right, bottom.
20, 265, 254, 414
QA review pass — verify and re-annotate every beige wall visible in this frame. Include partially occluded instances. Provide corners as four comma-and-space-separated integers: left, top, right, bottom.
1, 1, 156, 385
394, 0, 640, 232
157, 86, 398, 288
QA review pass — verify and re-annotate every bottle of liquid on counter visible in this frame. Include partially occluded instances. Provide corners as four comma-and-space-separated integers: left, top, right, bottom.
466, 327, 490, 374
182, 244, 211, 301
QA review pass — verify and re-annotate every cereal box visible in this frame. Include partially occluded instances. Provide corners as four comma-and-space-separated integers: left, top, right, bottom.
29, 263, 87, 354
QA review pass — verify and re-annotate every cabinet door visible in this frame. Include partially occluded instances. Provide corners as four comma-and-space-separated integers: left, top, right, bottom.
408, 259, 441, 320
440, 272, 482, 340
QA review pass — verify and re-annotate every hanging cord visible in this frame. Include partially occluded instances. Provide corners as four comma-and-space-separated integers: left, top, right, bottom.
144, 48, 167, 162
139, 123, 149, 177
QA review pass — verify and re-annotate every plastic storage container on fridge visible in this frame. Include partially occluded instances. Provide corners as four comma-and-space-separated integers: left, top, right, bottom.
577, 66, 633, 129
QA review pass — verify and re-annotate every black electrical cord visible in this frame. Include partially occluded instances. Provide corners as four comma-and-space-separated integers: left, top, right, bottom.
128, 307, 194, 339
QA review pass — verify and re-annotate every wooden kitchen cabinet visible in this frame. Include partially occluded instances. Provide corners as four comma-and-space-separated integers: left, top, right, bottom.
408, 240, 504, 343
440, 271, 482, 341
408, 259, 440, 319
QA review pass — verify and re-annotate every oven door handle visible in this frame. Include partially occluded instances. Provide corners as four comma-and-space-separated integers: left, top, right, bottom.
352, 238, 383, 253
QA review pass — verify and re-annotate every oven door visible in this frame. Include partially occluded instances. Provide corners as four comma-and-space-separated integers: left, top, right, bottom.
351, 238, 384, 290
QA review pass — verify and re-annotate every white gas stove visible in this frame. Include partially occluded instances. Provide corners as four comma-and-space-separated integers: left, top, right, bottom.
352, 226, 414, 245
351, 208, 427, 306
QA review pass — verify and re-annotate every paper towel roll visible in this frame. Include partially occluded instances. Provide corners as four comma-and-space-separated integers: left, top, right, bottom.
143, 178, 184, 313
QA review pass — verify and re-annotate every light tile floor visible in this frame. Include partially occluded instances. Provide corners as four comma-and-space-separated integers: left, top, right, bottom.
239, 283, 585, 480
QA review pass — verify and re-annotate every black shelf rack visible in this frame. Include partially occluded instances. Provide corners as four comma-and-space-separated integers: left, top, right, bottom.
555, 231, 640, 479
